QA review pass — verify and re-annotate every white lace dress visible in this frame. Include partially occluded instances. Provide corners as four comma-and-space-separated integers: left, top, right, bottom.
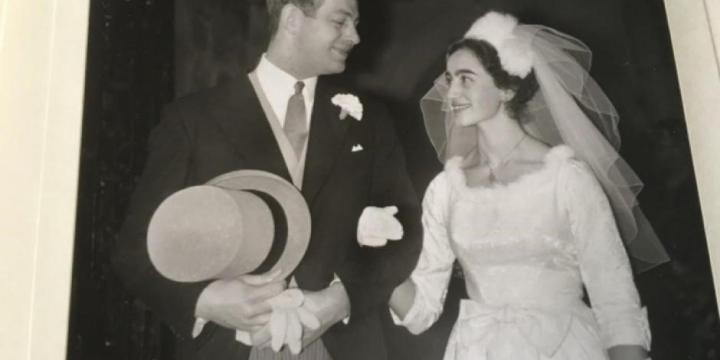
395, 146, 650, 360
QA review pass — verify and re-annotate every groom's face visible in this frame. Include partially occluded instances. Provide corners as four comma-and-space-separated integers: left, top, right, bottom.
295, 0, 360, 76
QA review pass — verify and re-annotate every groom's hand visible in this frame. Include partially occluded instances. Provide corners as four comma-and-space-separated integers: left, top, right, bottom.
300, 282, 350, 347
247, 283, 349, 350
195, 271, 286, 333
357, 205, 404, 247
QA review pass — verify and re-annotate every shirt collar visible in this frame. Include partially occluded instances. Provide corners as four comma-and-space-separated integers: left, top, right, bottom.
255, 54, 317, 105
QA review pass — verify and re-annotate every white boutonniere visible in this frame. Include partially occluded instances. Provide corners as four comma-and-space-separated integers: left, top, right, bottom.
331, 93, 363, 121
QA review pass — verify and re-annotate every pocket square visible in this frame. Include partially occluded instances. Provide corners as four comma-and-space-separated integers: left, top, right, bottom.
351, 144, 364, 152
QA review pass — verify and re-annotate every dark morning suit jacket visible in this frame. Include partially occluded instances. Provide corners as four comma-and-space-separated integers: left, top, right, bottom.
112, 74, 422, 360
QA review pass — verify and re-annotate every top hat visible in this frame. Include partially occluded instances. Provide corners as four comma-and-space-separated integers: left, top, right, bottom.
147, 170, 311, 283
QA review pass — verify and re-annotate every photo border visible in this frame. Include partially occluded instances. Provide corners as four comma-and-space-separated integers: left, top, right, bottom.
665, 0, 720, 307
0, 1, 717, 359
0, 1, 89, 359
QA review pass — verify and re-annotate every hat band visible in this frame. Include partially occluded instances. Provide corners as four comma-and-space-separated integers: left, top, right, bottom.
247, 190, 289, 275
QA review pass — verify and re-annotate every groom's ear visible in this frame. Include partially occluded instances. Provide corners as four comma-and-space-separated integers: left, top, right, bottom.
280, 4, 304, 36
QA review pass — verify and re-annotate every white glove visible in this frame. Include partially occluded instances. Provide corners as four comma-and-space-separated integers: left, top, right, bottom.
267, 288, 321, 354
357, 206, 404, 247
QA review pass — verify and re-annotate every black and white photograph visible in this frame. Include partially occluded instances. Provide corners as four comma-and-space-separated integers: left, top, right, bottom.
1, 1, 719, 360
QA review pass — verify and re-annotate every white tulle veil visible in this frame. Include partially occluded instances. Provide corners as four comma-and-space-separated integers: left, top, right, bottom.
421, 12, 669, 271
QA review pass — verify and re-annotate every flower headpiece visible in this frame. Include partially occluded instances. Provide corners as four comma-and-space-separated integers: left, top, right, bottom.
464, 12, 533, 77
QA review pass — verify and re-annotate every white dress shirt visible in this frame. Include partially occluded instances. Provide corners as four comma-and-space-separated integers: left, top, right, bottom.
254, 54, 317, 128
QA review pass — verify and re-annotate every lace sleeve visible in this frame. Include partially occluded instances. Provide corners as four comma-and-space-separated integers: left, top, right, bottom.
559, 160, 651, 350
393, 172, 457, 335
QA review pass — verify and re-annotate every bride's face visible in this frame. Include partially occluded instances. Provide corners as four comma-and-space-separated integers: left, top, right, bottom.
445, 49, 503, 127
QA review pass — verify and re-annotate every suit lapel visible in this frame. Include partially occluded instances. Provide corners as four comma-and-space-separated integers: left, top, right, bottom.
210, 76, 293, 183
302, 78, 350, 204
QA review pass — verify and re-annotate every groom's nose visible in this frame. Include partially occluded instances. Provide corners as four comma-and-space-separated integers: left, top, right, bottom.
345, 23, 360, 46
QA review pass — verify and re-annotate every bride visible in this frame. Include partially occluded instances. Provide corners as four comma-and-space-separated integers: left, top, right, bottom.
386, 12, 668, 360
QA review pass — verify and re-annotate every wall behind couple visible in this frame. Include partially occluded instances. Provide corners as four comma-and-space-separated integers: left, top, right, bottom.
68, 0, 718, 359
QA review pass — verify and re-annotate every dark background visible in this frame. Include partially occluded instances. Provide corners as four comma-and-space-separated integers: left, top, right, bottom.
67, 0, 719, 359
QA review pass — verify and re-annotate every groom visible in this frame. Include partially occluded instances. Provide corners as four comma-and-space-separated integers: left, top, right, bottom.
112, 0, 422, 359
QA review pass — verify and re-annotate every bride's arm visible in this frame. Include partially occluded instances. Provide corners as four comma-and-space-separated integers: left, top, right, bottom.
561, 160, 651, 355
387, 172, 456, 334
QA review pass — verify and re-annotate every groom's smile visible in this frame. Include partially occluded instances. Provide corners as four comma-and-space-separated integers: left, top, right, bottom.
295, 0, 360, 76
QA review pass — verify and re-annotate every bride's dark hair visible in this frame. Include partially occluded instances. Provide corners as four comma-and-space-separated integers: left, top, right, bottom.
447, 38, 538, 120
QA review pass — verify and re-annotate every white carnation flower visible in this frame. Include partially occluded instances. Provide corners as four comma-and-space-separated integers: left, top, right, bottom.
331, 93, 363, 121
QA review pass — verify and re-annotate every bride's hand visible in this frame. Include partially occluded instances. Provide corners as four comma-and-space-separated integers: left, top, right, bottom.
389, 279, 416, 321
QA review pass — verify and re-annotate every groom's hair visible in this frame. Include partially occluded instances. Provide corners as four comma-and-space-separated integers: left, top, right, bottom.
267, 0, 324, 38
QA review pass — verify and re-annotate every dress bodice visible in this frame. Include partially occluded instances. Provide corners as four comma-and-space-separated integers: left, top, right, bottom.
443, 146, 583, 307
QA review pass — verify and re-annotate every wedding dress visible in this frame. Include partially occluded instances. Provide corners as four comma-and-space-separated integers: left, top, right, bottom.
395, 145, 650, 360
